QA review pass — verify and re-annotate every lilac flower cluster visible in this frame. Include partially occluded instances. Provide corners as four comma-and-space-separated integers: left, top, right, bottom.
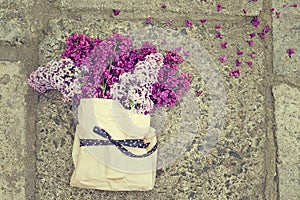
28, 32, 192, 115
28, 59, 82, 102
61, 33, 101, 66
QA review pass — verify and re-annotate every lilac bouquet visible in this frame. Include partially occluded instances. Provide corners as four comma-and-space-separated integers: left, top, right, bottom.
28, 32, 192, 114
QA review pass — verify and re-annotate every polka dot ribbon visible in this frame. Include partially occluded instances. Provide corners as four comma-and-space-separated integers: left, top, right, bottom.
80, 126, 157, 158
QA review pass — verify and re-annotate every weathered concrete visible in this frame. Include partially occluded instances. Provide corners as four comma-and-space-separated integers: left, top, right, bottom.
273, 84, 300, 200
0, 61, 27, 199
272, 1, 300, 77
61, 0, 263, 18
0, 0, 34, 45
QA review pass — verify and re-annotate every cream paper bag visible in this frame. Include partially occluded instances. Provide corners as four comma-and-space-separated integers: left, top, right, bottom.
70, 98, 157, 191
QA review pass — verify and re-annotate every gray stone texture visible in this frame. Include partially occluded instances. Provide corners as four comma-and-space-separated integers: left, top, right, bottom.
0, 61, 27, 199
61, 0, 263, 18
0, 0, 34, 45
273, 84, 300, 200
272, 1, 300, 77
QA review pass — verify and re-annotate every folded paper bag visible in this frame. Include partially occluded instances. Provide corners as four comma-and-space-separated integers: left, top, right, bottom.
70, 98, 157, 191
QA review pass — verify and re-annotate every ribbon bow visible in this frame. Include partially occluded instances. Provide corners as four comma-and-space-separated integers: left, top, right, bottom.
80, 126, 157, 158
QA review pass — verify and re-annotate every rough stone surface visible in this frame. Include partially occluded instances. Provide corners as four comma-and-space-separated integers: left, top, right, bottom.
61, 0, 263, 18
272, 1, 300, 77
0, 61, 27, 199
35, 17, 267, 199
0, 0, 33, 45
273, 84, 300, 200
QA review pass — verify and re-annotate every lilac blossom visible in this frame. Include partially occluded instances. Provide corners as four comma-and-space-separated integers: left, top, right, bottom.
230, 69, 242, 77
235, 59, 242, 66
247, 40, 254, 46
196, 91, 203, 97
28, 58, 82, 102
276, 11, 281, 18
186, 19, 193, 27
146, 16, 151, 24
246, 61, 253, 66
200, 19, 207, 24
219, 55, 227, 63
252, 16, 260, 28
243, 9, 247, 15
286, 48, 295, 58
215, 32, 222, 39
248, 52, 255, 58
113, 9, 120, 16
217, 3, 222, 12
61, 33, 101, 66
215, 24, 221, 29
237, 49, 243, 55
161, 3, 166, 9
221, 42, 227, 49
292, 4, 298, 8
250, 32, 256, 38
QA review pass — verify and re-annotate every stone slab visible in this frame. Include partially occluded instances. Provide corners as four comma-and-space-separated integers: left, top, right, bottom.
34, 17, 268, 199
61, 0, 263, 18
273, 84, 300, 200
272, 1, 300, 77
0, 61, 27, 199
0, 0, 33, 45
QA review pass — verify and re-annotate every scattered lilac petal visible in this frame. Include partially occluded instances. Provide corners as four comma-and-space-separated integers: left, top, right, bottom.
146, 16, 151, 24
230, 69, 242, 77
252, 16, 260, 28
292, 4, 298, 8
113, 9, 120, 16
286, 48, 295, 58
166, 20, 173, 26
262, 25, 271, 33
161, 3, 167, 9
250, 32, 256, 38
215, 24, 221, 29
183, 51, 190, 57
243, 9, 247, 15
196, 91, 203, 97
237, 49, 244, 55
217, 3, 222, 12
247, 40, 254, 46
246, 61, 253, 66
248, 52, 255, 58
258, 32, 266, 40
235, 59, 242, 66
219, 55, 227, 63
270, 8, 275, 12
215, 32, 222, 39
276, 11, 281, 18
283, 4, 287, 8
221, 42, 227, 49
200, 19, 207, 24
186, 19, 193, 27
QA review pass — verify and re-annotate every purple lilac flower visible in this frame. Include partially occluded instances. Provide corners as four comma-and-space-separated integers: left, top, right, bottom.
113, 9, 120, 16
270, 8, 275, 12
161, 3, 166, 9
286, 48, 295, 58
79, 33, 133, 100
235, 59, 242, 66
110, 53, 164, 114
230, 69, 241, 77
247, 40, 254, 46
221, 42, 227, 49
262, 25, 271, 34
243, 9, 247, 15
200, 19, 207, 24
166, 20, 173, 26
215, 24, 221, 29
248, 52, 255, 58
237, 49, 243, 55
258, 32, 266, 40
217, 3, 222, 12
292, 4, 298, 8
283, 3, 287, 8
215, 33, 222, 39
61, 33, 101, 66
276, 11, 281, 18
246, 61, 253, 66
252, 16, 260, 28
196, 91, 203, 97
186, 19, 193, 27
146, 16, 151, 24
219, 55, 227, 63
250, 32, 256, 38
